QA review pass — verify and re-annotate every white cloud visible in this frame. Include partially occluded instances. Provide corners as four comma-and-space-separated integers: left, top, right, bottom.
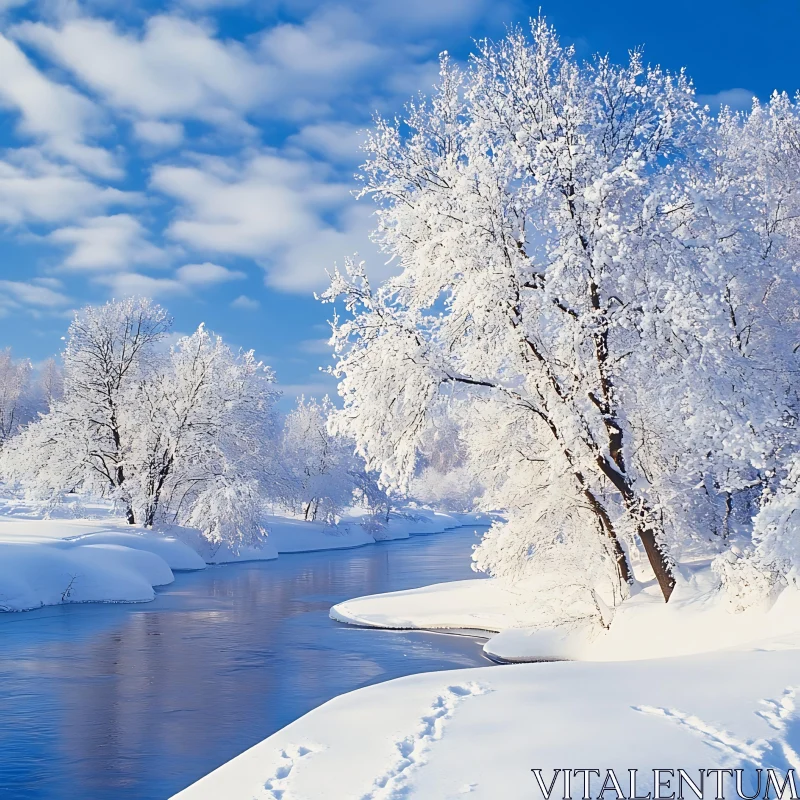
0, 279, 70, 307
267, 203, 380, 292
49, 214, 165, 271
288, 121, 364, 164
15, 15, 268, 122
384, 58, 442, 97
230, 294, 259, 310
365, 0, 505, 33
259, 9, 380, 80
133, 119, 184, 147
279, 377, 338, 402
96, 271, 186, 298
13, 4, 444, 133
0, 153, 134, 225
0, 0, 511, 320
92, 261, 246, 299
152, 154, 330, 255
151, 151, 379, 291
32, 276, 63, 289
176, 261, 245, 285
0, 34, 117, 177
697, 88, 756, 112
178, 0, 249, 9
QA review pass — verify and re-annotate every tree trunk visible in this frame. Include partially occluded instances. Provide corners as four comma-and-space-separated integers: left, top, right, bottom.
594, 454, 675, 601
580, 483, 632, 585
638, 523, 675, 601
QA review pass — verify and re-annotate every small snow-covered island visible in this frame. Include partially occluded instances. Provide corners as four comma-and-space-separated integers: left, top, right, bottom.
1, 9, 800, 800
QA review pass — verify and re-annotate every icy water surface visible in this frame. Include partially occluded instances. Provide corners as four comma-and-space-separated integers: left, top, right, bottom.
0, 526, 493, 800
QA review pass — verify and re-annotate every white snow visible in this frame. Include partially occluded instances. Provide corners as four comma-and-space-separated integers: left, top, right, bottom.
167, 523, 279, 564
0, 491, 482, 612
331, 566, 800, 663
172, 646, 800, 800
369, 510, 466, 541
330, 579, 516, 634
0, 519, 207, 571
173, 552, 800, 799
0, 541, 174, 612
264, 515, 375, 553
0, 512, 207, 611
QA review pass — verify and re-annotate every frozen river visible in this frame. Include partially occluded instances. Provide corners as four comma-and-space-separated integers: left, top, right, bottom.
0, 526, 493, 799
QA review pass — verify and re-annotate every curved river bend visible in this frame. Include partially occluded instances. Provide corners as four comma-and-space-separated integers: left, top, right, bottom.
0, 526, 492, 800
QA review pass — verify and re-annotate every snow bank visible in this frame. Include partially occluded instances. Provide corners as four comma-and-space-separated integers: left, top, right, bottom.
172, 646, 800, 800
0, 540, 174, 611
331, 569, 800, 662
263, 515, 375, 552
168, 524, 279, 564
0, 492, 481, 611
330, 579, 514, 633
365, 509, 465, 541
62, 530, 207, 571
0, 512, 203, 611
485, 569, 800, 662
262, 506, 485, 550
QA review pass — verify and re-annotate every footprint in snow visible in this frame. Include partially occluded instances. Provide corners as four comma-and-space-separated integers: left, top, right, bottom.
634, 686, 800, 774
259, 743, 319, 800
359, 682, 492, 800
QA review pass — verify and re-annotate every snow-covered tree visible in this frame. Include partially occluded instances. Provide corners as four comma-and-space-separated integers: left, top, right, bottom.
1, 298, 170, 519
321, 19, 800, 620
131, 324, 278, 539
34, 358, 63, 412
0, 348, 33, 445
279, 395, 356, 522
1, 300, 279, 548
408, 414, 482, 512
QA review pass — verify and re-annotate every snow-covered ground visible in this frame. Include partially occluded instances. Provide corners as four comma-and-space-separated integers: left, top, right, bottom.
0, 492, 486, 612
168, 545, 800, 800
175, 564, 800, 800
173, 643, 800, 800
331, 566, 800, 663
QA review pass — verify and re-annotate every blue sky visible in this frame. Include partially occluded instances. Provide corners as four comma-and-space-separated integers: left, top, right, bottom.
0, 0, 797, 405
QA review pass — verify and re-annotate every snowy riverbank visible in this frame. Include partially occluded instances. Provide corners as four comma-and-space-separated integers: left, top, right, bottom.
174, 565, 800, 800
173, 644, 800, 800
329, 568, 800, 662
0, 495, 487, 612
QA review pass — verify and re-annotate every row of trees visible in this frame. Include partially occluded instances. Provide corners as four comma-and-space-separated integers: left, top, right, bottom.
321, 18, 800, 619
0, 298, 469, 547
1, 298, 279, 545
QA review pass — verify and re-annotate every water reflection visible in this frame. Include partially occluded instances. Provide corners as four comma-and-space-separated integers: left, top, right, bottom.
0, 528, 492, 800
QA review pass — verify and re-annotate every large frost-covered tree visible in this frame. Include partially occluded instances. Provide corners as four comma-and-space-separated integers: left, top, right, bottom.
322, 19, 800, 618
127, 323, 278, 531
141, 324, 278, 543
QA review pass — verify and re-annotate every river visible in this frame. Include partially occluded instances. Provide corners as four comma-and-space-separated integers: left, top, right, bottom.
0, 526, 493, 800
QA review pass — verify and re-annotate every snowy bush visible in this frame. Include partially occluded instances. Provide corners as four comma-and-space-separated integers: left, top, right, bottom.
714, 458, 800, 609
